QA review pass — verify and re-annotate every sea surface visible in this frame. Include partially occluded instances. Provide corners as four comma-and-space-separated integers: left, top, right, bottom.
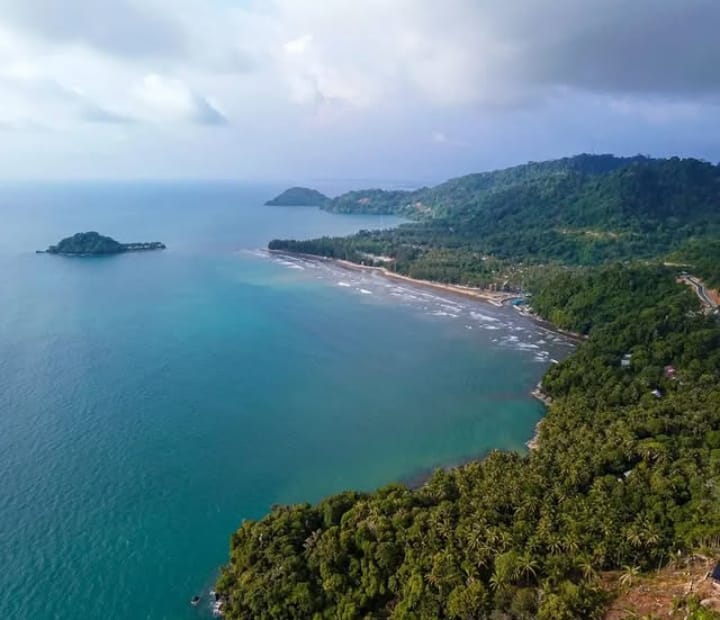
0, 182, 573, 620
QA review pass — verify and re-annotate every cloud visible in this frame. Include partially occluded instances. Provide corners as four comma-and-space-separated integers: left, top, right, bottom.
132, 74, 228, 125
486, 0, 720, 98
262, 0, 720, 109
284, 34, 313, 56
431, 130, 468, 148
0, 119, 49, 132
0, 0, 185, 57
190, 93, 228, 126
0, 0, 719, 179
80, 104, 135, 124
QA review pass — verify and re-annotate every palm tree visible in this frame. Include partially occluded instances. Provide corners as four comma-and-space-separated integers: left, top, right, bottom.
517, 553, 539, 584
619, 564, 640, 588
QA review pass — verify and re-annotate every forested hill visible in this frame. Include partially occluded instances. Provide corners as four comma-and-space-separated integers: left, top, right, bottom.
270, 154, 720, 280
266, 186, 330, 207
324, 153, 653, 218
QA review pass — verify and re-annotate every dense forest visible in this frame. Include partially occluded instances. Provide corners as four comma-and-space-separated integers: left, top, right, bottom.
270, 155, 720, 279
46, 231, 124, 254
218, 155, 720, 618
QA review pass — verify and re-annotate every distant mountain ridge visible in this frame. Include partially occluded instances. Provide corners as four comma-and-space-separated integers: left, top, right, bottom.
269, 153, 720, 282
321, 153, 656, 217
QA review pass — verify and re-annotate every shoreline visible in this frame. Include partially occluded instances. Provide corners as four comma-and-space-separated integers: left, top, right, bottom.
269, 249, 585, 343
268, 249, 570, 467
268, 249, 517, 307
333, 258, 515, 307
527, 384, 553, 450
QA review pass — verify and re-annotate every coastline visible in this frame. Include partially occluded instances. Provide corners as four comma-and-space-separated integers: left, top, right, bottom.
269, 249, 569, 466
269, 249, 585, 344
527, 384, 553, 451
334, 259, 514, 307
268, 249, 517, 307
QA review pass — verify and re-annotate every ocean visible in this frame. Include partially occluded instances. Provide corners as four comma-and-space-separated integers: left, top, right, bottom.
0, 182, 572, 619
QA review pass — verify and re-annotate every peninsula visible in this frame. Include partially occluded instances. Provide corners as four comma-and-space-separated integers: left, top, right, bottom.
38, 231, 166, 255
265, 186, 330, 207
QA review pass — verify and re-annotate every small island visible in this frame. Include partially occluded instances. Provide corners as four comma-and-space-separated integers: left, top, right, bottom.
38, 231, 166, 256
265, 186, 330, 207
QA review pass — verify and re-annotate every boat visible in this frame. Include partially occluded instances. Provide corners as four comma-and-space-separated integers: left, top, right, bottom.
191, 595, 201, 606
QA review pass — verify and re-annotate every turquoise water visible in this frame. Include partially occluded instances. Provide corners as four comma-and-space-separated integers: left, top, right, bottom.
0, 183, 571, 620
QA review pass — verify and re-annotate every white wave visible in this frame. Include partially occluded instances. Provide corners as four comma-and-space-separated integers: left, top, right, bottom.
359, 288, 373, 295
470, 311, 499, 323
337, 281, 351, 287
243, 248, 269, 258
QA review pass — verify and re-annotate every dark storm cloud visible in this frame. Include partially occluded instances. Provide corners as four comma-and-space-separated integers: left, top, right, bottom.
493, 0, 720, 97
0, 0, 186, 57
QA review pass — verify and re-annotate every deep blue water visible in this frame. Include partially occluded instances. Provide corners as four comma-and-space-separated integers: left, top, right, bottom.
0, 183, 571, 619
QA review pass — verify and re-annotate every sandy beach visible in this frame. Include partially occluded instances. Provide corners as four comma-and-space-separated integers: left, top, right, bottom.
333, 259, 516, 306
268, 250, 516, 306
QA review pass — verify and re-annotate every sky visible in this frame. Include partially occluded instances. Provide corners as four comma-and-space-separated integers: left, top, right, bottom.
0, 0, 719, 182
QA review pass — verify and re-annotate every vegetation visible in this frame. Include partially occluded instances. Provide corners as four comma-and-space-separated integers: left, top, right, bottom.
43, 231, 166, 255
270, 155, 720, 285
218, 155, 720, 618
671, 239, 720, 289
266, 187, 331, 207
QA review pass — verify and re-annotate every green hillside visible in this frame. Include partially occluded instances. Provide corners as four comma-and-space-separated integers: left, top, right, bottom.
271, 155, 720, 279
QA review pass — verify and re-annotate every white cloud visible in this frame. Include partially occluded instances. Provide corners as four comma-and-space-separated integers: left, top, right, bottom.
0, 0, 718, 178
284, 34, 313, 56
131, 74, 227, 125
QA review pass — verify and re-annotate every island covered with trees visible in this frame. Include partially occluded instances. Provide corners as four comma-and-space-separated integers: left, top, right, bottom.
265, 186, 330, 207
219, 155, 720, 619
40, 231, 166, 256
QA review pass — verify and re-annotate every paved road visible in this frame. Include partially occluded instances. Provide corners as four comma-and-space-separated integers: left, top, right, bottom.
683, 275, 719, 310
